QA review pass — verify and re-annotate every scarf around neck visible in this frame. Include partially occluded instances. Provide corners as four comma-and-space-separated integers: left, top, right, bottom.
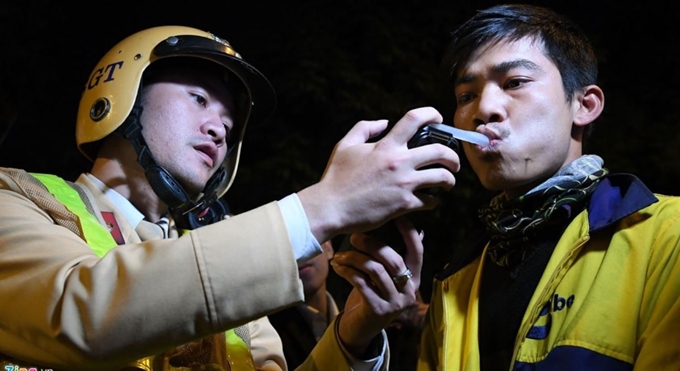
479, 155, 608, 267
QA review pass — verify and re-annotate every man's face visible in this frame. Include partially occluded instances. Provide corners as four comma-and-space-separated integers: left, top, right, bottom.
453, 37, 581, 198
140, 69, 235, 196
298, 240, 334, 300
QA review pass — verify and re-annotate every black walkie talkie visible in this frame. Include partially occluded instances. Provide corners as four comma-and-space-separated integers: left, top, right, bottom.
407, 124, 460, 152
342, 123, 460, 254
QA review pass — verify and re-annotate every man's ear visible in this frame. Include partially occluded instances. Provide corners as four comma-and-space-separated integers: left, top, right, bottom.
573, 84, 605, 128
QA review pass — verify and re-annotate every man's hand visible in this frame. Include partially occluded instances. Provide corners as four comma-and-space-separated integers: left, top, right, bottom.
298, 107, 460, 244
330, 216, 424, 357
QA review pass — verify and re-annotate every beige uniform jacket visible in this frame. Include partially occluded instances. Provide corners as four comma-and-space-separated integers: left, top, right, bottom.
0, 169, 365, 371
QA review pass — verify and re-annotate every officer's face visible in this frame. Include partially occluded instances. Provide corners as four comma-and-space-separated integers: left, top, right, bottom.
140, 69, 235, 195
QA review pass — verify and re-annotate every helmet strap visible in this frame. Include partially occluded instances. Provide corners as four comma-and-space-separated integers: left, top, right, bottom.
115, 96, 227, 216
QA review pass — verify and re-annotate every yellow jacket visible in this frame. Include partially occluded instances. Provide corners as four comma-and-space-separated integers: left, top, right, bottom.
418, 175, 680, 370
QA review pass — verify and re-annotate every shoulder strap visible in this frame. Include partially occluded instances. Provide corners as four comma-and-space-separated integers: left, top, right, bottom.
2, 167, 80, 237
29, 172, 117, 256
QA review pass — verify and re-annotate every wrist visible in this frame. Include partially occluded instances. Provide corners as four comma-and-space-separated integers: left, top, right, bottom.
336, 310, 384, 360
297, 184, 345, 242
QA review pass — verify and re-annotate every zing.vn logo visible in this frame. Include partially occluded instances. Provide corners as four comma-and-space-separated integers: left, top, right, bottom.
527, 293, 575, 340
5, 366, 53, 371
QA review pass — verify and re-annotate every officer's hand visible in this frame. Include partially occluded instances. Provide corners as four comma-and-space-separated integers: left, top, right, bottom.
298, 107, 460, 244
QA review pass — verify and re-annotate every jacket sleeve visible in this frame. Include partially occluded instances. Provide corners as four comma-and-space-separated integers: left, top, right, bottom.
250, 316, 287, 371
632, 195, 680, 370
0, 184, 303, 370
295, 316, 389, 371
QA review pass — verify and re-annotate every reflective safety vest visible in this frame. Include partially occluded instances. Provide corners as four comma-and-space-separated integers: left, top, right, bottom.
0, 170, 256, 371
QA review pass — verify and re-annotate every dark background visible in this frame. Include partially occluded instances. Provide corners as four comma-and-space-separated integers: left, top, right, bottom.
2, 1, 679, 300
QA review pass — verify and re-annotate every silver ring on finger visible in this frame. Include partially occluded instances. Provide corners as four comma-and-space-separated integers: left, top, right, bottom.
391, 268, 412, 285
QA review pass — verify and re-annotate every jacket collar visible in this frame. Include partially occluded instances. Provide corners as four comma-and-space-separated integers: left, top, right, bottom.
436, 173, 658, 280
588, 173, 658, 233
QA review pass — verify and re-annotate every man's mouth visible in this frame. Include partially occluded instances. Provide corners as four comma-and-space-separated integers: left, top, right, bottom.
194, 143, 218, 168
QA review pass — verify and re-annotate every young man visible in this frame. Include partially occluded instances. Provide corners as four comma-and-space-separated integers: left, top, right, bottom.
412, 4, 680, 370
0, 26, 460, 370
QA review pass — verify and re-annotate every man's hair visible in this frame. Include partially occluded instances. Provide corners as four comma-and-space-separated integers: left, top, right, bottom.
443, 4, 598, 104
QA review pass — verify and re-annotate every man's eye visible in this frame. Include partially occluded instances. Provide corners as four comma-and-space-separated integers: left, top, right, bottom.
457, 93, 473, 104
191, 93, 207, 106
505, 79, 529, 89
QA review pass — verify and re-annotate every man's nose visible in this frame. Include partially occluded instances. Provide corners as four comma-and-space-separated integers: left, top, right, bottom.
473, 86, 506, 126
202, 112, 228, 144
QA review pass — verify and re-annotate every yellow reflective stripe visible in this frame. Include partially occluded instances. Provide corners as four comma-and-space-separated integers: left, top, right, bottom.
31, 173, 117, 257
225, 329, 256, 371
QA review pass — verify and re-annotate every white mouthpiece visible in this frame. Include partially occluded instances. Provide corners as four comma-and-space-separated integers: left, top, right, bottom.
431, 123, 489, 146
